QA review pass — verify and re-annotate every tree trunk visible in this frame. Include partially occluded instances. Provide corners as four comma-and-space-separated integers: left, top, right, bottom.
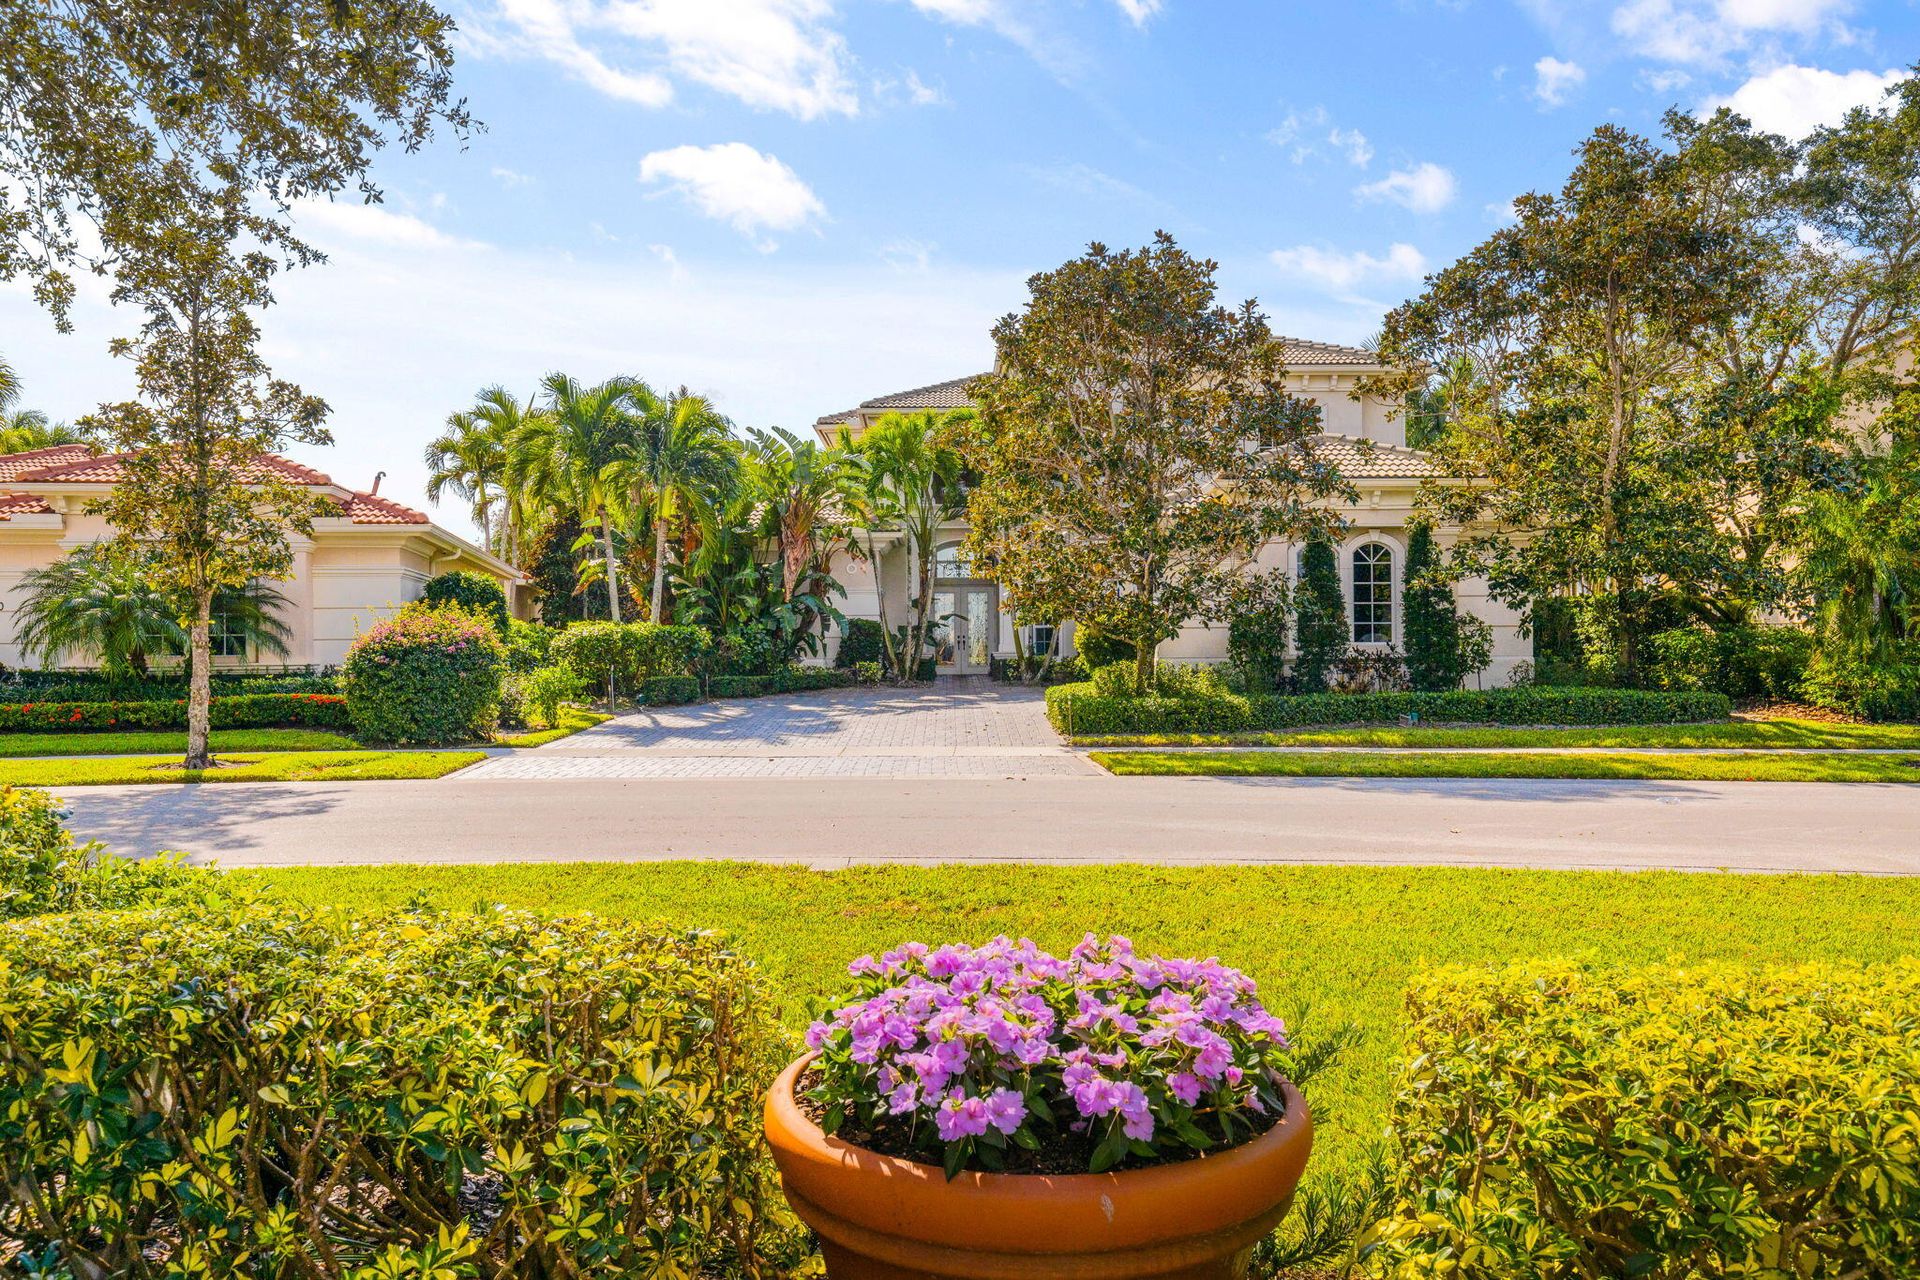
1132, 633, 1154, 696
865, 532, 902, 679
185, 587, 214, 770
909, 545, 935, 683
651, 512, 669, 623
599, 506, 622, 623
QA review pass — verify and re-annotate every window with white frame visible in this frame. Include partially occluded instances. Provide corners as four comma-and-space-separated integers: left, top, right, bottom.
1351, 543, 1393, 644
1023, 623, 1057, 658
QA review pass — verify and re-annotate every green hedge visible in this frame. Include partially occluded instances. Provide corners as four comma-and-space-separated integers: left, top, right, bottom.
0, 692, 350, 733
707, 667, 855, 700
1045, 683, 1732, 735
1361, 959, 1920, 1278
0, 670, 338, 702
1, 785, 223, 920
0, 902, 808, 1277
640, 674, 702, 705
550, 620, 711, 694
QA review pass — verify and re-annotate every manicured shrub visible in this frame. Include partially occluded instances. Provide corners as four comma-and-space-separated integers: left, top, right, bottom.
712, 626, 780, 677
1091, 660, 1143, 699
0, 785, 221, 920
1646, 623, 1814, 702
550, 621, 711, 695
705, 667, 855, 700
0, 692, 349, 732
1293, 535, 1347, 692
1072, 622, 1135, 670
0, 902, 808, 1277
640, 674, 701, 705
1402, 522, 1477, 692
342, 604, 504, 744
0, 669, 338, 702
1226, 569, 1291, 692
1360, 959, 1920, 1278
1802, 646, 1920, 721
1045, 683, 1732, 735
423, 569, 510, 635
503, 616, 555, 673
835, 617, 888, 669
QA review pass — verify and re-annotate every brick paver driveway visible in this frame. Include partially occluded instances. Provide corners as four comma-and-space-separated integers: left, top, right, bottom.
459, 679, 1099, 779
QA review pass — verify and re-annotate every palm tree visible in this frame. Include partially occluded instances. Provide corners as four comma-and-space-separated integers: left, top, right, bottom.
425, 397, 508, 554
0, 352, 93, 453
14, 544, 293, 678
1802, 440, 1919, 661
512, 374, 651, 622
618, 389, 739, 622
853, 409, 972, 681
746, 425, 850, 600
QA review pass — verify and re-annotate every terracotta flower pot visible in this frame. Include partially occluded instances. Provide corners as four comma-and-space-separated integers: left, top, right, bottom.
764, 1053, 1314, 1280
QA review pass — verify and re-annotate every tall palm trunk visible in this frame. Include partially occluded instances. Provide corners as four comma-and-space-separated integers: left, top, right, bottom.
650, 508, 670, 623
598, 506, 622, 622
185, 586, 214, 769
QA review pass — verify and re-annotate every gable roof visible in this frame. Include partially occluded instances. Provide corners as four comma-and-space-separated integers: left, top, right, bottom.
0, 448, 432, 525
1309, 435, 1444, 479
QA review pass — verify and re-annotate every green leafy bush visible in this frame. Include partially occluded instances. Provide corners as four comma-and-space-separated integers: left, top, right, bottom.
503, 617, 555, 674
1802, 646, 1920, 722
1091, 660, 1143, 699
1293, 535, 1347, 692
342, 604, 505, 744
1227, 569, 1291, 692
834, 618, 888, 669
0, 669, 338, 702
640, 675, 701, 705
550, 621, 712, 695
1646, 624, 1813, 702
711, 626, 780, 677
1072, 622, 1135, 670
0, 692, 349, 733
423, 569, 510, 635
0, 785, 221, 920
1360, 959, 1920, 1278
706, 667, 855, 699
524, 664, 586, 727
1046, 683, 1732, 735
0, 902, 808, 1278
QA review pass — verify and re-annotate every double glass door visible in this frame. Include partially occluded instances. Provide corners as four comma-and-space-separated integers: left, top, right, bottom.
931, 587, 994, 673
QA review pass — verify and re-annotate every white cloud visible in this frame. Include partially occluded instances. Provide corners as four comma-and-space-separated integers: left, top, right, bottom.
1354, 163, 1458, 214
289, 200, 479, 250
639, 143, 826, 246
1637, 67, 1693, 94
904, 0, 1085, 79
1269, 107, 1371, 167
1270, 242, 1428, 295
1026, 161, 1149, 202
874, 68, 947, 106
490, 165, 536, 188
1532, 55, 1586, 107
1113, 0, 1163, 25
1703, 63, 1902, 138
471, 0, 857, 119
1610, 0, 1854, 65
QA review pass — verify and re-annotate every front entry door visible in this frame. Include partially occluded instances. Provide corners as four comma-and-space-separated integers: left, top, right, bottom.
932, 587, 994, 674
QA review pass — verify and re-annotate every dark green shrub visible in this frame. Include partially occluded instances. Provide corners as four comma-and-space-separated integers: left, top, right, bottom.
835, 618, 888, 669
1072, 622, 1135, 670
707, 674, 772, 698
1802, 646, 1920, 722
550, 621, 711, 696
1647, 624, 1813, 702
1402, 522, 1469, 692
771, 665, 853, 693
0, 785, 222, 920
1293, 535, 1347, 692
0, 902, 809, 1277
640, 675, 701, 705
712, 626, 780, 677
0, 669, 338, 702
0, 692, 348, 732
1045, 683, 1731, 735
423, 570, 510, 635
1362, 959, 1920, 1278
1227, 570, 1291, 692
342, 604, 504, 744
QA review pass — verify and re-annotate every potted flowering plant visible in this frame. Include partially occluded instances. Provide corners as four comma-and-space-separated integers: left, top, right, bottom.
764, 934, 1314, 1280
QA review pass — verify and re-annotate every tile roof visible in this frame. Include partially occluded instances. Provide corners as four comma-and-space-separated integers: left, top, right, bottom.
0, 444, 94, 482
9, 450, 334, 486
1276, 336, 1381, 366
0, 493, 55, 520
337, 490, 429, 525
1309, 434, 1445, 479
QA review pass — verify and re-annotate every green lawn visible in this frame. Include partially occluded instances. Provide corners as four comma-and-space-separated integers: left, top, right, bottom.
0, 728, 362, 758
253, 862, 1920, 1177
1075, 718, 1920, 750
0, 750, 486, 786
498, 708, 612, 748
1091, 749, 1920, 783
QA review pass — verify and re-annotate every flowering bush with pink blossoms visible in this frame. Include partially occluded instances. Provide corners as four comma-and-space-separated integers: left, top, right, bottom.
804, 934, 1295, 1177
342, 601, 504, 744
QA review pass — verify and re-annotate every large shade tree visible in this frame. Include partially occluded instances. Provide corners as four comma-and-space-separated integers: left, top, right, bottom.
962, 233, 1346, 693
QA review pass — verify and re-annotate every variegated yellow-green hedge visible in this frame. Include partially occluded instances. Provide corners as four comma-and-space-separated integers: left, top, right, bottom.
0, 903, 813, 1278
1361, 959, 1920, 1278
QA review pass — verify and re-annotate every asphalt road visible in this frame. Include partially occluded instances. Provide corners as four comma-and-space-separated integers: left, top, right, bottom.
55, 773, 1920, 874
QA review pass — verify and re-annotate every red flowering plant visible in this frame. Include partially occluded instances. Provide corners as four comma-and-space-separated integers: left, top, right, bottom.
804, 934, 1298, 1178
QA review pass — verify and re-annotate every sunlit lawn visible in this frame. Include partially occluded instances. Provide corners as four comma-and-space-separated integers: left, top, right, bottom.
0, 750, 485, 785
1091, 749, 1920, 783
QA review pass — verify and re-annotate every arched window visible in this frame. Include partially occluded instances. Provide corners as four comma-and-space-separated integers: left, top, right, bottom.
934, 542, 973, 578
1352, 543, 1393, 644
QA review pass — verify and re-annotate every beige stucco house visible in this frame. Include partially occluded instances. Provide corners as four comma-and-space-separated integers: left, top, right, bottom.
0, 445, 522, 670
813, 338, 1530, 686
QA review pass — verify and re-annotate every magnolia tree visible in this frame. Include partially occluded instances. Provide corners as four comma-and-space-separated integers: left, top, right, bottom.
962, 233, 1348, 694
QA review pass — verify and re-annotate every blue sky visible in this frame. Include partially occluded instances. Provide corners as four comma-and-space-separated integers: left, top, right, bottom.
4, 0, 1917, 537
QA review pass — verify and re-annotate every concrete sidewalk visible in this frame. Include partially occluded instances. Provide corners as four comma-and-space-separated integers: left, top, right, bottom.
56, 773, 1920, 875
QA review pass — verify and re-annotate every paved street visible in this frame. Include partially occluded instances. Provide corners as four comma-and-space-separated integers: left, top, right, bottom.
48, 682, 1920, 874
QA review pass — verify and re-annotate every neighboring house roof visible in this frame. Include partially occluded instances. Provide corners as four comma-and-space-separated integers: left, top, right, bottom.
0, 493, 55, 519
1309, 435, 1445, 480
10, 450, 334, 487
0, 444, 93, 483
336, 490, 430, 524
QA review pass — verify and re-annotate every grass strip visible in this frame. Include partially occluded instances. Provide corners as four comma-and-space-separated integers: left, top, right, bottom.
252, 861, 1920, 1179
499, 709, 613, 748
1089, 749, 1920, 783
1, 750, 486, 786
1074, 718, 1920, 751
0, 729, 362, 758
